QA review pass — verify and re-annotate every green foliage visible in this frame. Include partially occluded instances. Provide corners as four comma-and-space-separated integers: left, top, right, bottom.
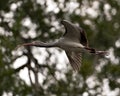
0, 0, 120, 95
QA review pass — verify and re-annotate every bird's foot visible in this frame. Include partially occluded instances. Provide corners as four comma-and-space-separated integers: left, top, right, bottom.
95, 51, 109, 56
84, 47, 109, 56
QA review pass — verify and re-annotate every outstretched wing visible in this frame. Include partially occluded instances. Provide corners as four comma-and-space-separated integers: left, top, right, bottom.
65, 51, 82, 71
62, 20, 81, 43
79, 27, 88, 47
62, 20, 88, 46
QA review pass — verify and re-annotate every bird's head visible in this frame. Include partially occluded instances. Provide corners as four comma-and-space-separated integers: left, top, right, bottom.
22, 41, 44, 46
16, 41, 44, 49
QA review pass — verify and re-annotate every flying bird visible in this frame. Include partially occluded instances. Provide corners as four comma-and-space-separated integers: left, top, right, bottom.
17, 20, 107, 71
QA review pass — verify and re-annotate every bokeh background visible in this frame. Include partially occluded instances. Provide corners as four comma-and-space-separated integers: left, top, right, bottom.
0, 0, 120, 96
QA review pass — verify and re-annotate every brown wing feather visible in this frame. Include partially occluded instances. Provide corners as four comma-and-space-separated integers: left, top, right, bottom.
65, 51, 82, 71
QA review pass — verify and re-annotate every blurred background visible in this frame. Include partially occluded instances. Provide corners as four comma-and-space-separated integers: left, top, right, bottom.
0, 0, 120, 96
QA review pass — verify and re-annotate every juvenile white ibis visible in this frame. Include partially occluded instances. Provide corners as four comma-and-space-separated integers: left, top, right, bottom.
17, 20, 107, 71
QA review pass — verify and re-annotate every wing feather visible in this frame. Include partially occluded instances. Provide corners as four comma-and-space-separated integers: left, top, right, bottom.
65, 51, 82, 71
62, 20, 88, 46
78, 27, 88, 47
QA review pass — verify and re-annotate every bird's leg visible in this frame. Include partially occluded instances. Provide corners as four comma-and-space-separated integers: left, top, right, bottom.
84, 47, 96, 53
84, 47, 108, 56
95, 50, 108, 56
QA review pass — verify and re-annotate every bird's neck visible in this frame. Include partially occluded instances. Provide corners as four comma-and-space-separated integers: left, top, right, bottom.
33, 42, 57, 48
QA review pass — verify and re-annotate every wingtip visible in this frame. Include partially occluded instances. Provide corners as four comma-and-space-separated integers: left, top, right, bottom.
61, 20, 66, 24
61, 20, 71, 25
